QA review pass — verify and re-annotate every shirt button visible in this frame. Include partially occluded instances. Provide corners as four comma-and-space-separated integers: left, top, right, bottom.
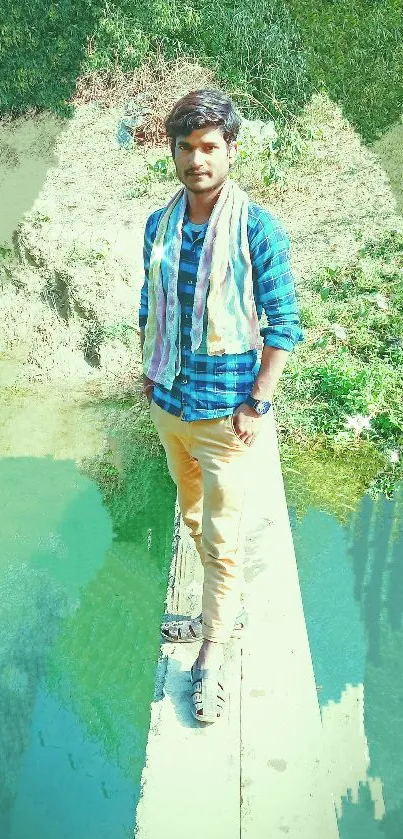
182, 377, 188, 384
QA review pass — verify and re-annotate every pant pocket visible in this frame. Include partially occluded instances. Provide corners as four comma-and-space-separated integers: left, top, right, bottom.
228, 414, 253, 448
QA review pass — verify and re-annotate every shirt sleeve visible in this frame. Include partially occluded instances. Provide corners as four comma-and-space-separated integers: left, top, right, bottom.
249, 214, 304, 352
138, 214, 154, 328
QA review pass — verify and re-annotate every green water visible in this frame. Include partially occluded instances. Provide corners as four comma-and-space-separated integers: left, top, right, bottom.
286, 466, 403, 836
1, 382, 402, 838
0, 390, 176, 839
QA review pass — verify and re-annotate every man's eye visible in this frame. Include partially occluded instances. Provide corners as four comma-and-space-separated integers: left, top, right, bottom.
178, 144, 215, 151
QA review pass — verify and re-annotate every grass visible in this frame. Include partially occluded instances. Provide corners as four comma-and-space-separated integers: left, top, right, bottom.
2, 0, 402, 143
275, 228, 403, 498
285, 0, 403, 143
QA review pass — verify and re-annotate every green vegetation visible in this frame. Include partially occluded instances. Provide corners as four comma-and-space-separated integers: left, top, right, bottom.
2, 0, 402, 143
276, 229, 403, 499
285, 0, 403, 143
281, 443, 385, 526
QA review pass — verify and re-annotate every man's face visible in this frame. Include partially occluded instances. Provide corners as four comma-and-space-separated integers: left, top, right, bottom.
173, 127, 237, 194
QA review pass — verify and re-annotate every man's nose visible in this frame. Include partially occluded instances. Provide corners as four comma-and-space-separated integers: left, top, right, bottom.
189, 149, 204, 166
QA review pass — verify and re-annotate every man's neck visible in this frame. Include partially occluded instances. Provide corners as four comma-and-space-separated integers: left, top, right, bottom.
186, 181, 226, 224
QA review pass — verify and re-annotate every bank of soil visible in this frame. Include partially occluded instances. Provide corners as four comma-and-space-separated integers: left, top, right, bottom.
0, 88, 402, 398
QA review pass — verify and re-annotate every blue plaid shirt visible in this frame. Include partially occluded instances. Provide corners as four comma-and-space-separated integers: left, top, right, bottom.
139, 193, 304, 421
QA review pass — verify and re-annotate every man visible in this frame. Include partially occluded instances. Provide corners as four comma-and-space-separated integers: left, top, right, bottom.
139, 89, 303, 723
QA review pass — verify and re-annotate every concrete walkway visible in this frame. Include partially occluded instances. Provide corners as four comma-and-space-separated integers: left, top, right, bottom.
134, 410, 340, 839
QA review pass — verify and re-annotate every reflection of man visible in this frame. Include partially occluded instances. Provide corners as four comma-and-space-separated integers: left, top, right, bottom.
139, 89, 304, 722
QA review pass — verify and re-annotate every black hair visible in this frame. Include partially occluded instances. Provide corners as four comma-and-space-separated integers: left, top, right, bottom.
164, 89, 241, 158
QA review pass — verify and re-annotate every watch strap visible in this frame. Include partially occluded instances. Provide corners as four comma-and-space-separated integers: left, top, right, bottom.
245, 395, 272, 414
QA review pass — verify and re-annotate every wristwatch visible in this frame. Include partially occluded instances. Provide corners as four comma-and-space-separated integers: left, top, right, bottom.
245, 395, 272, 415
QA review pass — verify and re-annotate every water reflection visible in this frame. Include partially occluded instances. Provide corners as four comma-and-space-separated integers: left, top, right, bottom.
287, 477, 403, 837
0, 564, 67, 837
0, 446, 175, 839
3, 397, 401, 837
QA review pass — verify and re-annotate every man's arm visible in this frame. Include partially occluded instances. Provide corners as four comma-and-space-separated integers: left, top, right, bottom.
233, 215, 304, 442
250, 345, 290, 403
248, 214, 303, 402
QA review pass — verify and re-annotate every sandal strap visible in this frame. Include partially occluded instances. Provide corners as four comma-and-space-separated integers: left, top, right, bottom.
162, 615, 203, 641
191, 665, 225, 720
161, 608, 247, 642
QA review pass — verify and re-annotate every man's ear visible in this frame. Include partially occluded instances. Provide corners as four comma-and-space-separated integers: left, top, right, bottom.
229, 141, 238, 165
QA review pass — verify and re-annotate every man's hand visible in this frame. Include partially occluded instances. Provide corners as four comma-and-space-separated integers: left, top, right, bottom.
143, 374, 155, 405
232, 403, 264, 446
141, 330, 155, 405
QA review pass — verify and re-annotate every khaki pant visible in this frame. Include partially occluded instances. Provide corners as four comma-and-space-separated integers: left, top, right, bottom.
150, 399, 258, 643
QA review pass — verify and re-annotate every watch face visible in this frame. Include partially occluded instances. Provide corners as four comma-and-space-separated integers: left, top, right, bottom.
257, 401, 271, 414
248, 396, 270, 414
